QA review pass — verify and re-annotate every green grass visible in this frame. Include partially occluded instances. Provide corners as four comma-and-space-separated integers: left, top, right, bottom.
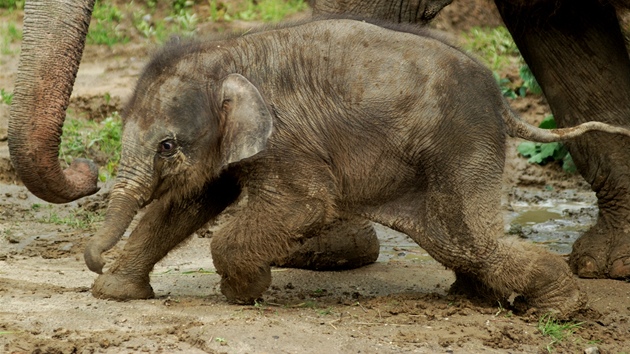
64, 0, 309, 45
462, 26, 542, 99
0, 0, 23, 9
537, 313, 584, 352
172, 0, 194, 13
60, 112, 122, 182
1, 20, 21, 55
87, 1, 129, 46
42, 208, 104, 229
316, 307, 333, 316
134, 9, 199, 42
235, 0, 308, 22
207, 0, 306, 22
0, 88, 12, 105
461, 26, 520, 71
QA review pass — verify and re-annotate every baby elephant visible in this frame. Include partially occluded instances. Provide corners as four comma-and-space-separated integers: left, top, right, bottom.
84, 19, 630, 315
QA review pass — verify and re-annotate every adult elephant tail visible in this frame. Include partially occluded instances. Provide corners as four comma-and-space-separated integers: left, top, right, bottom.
8, 0, 99, 204
501, 101, 630, 143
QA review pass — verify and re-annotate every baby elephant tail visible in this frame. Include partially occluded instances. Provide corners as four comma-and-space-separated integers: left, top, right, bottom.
503, 105, 630, 143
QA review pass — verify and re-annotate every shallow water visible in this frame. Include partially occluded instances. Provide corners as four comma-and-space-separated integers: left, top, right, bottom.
504, 190, 598, 255
375, 188, 599, 262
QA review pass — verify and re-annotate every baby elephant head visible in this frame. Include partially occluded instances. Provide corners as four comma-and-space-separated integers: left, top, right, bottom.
84, 72, 273, 274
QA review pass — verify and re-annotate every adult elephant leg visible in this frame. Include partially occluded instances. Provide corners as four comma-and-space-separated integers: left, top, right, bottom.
274, 217, 379, 270
496, 0, 630, 279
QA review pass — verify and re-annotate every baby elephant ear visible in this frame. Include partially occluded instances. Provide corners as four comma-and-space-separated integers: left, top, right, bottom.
219, 74, 273, 166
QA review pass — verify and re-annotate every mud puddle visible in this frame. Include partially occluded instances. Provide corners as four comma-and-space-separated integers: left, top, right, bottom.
505, 188, 598, 255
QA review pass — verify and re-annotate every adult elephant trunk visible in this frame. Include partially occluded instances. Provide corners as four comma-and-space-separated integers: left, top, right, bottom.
84, 123, 156, 274
9, 0, 99, 203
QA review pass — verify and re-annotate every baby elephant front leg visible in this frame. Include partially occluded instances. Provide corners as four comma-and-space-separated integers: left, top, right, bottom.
218, 262, 272, 305
211, 225, 273, 304
212, 199, 329, 304
92, 193, 226, 300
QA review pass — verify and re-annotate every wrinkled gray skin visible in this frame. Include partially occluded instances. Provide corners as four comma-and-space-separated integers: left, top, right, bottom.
309, 0, 630, 281
84, 19, 630, 315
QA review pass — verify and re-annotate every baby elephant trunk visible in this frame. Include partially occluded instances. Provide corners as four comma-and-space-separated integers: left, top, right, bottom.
84, 188, 145, 274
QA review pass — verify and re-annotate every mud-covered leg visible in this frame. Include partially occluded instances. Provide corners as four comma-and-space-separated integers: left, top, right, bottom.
212, 195, 333, 304
416, 190, 582, 315
385, 153, 584, 315
273, 217, 379, 270
92, 180, 240, 300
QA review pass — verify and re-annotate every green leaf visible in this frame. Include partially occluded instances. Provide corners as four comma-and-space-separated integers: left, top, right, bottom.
519, 65, 542, 95
538, 115, 557, 129
562, 154, 577, 173
539, 143, 559, 160
517, 141, 538, 157
517, 115, 575, 173
528, 153, 545, 164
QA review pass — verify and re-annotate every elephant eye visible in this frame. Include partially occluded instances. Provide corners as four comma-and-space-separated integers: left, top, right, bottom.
158, 139, 178, 157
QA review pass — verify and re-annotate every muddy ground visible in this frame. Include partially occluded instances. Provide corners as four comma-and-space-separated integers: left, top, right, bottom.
1, 1, 630, 353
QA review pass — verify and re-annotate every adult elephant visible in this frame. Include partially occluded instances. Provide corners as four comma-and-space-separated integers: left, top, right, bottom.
310, 0, 630, 280
8, 0, 379, 271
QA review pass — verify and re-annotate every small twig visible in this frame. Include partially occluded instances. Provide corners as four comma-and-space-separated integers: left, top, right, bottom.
355, 322, 412, 326
355, 301, 368, 313
329, 317, 341, 330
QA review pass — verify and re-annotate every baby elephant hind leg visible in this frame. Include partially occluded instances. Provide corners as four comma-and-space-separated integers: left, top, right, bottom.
273, 217, 379, 271
405, 183, 585, 317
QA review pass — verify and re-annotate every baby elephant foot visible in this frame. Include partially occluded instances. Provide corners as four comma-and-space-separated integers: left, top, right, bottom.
219, 265, 272, 305
525, 256, 586, 318
449, 271, 506, 302
92, 273, 154, 300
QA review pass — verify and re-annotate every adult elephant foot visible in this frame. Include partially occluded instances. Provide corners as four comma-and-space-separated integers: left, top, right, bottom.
273, 217, 379, 271
91, 273, 154, 300
570, 222, 630, 279
609, 235, 630, 278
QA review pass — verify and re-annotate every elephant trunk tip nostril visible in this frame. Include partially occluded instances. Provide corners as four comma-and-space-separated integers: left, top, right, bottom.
84, 245, 105, 274
64, 157, 100, 194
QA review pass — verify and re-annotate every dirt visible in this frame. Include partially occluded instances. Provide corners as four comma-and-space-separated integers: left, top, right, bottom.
1, 1, 630, 353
